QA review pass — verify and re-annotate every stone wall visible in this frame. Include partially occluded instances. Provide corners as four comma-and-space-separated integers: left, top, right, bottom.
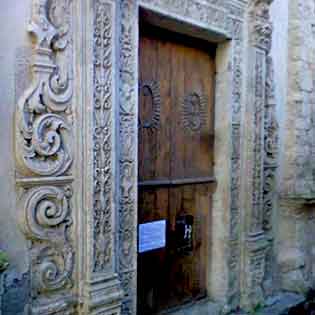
0, 1, 31, 314
277, 0, 315, 296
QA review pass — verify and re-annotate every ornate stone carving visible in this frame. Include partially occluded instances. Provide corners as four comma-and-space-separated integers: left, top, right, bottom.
228, 124, 242, 309
93, 0, 114, 273
227, 18, 244, 311
231, 20, 243, 121
249, 0, 273, 51
244, 0, 277, 308
244, 49, 268, 309
246, 235, 269, 305
21, 185, 72, 241
8, 0, 268, 314
251, 51, 265, 235
19, 185, 75, 306
263, 56, 278, 232
118, 1, 247, 314
15, 0, 73, 177
261, 46, 278, 301
120, 271, 136, 315
83, 2, 124, 314
15, 0, 76, 314
118, 1, 137, 314
182, 92, 207, 133
139, 0, 229, 34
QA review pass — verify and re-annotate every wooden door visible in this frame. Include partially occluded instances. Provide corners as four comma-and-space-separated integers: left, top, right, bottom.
138, 26, 216, 314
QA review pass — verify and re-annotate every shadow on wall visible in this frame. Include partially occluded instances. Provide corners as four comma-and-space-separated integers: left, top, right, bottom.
284, 290, 315, 315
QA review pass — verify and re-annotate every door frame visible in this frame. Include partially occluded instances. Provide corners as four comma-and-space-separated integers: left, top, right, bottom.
117, 2, 244, 313
14, 0, 276, 314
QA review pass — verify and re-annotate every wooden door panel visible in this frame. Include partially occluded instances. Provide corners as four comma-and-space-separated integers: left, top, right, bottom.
139, 36, 172, 181
167, 185, 211, 302
171, 41, 215, 180
138, 27, 215, 314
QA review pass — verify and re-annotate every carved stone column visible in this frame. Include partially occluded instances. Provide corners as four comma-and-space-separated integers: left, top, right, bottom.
226, 12, 245, 312
83, 0, 123, 314
117, 1, 138, 314
243, 0, 276, 309
15, 0, 77, 313
262, 53, 279, 297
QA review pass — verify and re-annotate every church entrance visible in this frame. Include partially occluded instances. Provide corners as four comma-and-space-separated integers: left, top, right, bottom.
137, 25, 216, 314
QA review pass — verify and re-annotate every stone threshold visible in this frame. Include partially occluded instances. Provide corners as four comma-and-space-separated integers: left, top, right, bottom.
231, 293, 305, 315
155, 293, 305, 315
157, 298, 221, 315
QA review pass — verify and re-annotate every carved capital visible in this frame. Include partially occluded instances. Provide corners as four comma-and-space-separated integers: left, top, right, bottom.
249, 0, 274, 51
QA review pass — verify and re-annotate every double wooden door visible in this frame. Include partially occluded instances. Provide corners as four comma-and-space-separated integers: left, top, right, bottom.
138, 27, 216, 314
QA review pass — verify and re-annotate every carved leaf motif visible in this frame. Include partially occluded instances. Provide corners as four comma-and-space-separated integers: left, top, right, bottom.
18, 112, 73, 176
47, 0, 72, 50
121, 162, 133, 201
29, 0, 57, 49
250, 0, 274, 51
263, 56, 278, 232
93, 0, 113, 273
45, 71, 73, 112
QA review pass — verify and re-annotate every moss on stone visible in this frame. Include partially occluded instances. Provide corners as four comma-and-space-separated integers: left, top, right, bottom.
0, 250, 9, 272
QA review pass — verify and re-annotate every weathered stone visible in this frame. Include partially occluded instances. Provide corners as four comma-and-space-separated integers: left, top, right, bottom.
257, 293, 305, 315
1, 272, 30, 315
282, 270, 311, 295
0, 0, 314, 314
279, 248, 306, 273
157, 299, 221, 315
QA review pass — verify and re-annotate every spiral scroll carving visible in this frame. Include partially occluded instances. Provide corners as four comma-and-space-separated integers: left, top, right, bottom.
21, 186, 74, 294
21, 186, 72, 241
35, 245, 74, 293
15, 0, 76, 312
15, 0, 73, 177
19, 113, 72, 176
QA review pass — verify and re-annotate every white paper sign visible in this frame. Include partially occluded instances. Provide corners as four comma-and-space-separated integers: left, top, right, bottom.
138, 220, 166, 253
